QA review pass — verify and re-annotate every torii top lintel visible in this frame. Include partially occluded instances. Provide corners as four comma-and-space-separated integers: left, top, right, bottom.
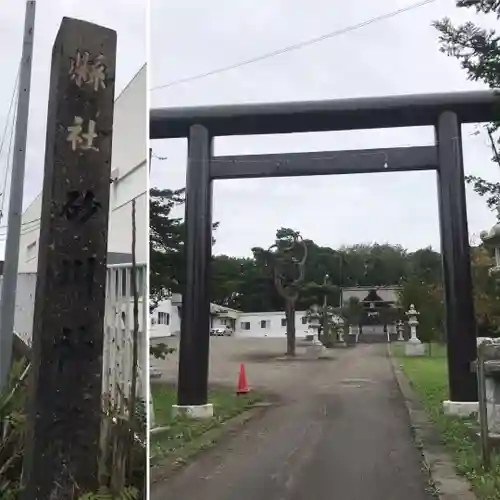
150, 90, 499, 140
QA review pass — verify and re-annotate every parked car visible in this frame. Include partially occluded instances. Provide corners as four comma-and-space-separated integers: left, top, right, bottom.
210, 326, 233, 337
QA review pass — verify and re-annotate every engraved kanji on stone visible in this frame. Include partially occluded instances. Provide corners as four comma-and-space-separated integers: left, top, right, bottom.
69, 50, 107, 91
67, 117, 99, 152
59, 258, 96, 297
88, 54, 106, 92
61, 190, 102, 224
56, 325, 93, 373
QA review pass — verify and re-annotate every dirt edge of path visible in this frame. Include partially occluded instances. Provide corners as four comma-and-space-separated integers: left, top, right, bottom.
387, 346, 477, 500
150, 400, 274, 486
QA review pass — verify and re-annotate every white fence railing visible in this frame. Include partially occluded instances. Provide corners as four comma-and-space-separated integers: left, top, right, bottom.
102, 263, 148, 409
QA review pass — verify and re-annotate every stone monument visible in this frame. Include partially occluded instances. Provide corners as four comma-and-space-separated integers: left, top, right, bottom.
405, 304, 425, 356
22, 18, 117, 499
473, 206, 500, 427
475, 338, 500, 436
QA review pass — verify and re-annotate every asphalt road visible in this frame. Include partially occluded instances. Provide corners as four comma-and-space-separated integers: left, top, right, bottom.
151, 343, 433, 500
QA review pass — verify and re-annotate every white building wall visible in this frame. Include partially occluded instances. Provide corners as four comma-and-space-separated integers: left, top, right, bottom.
18, 195, 42, 273
150, 297, 181, 341
0, 273, 37, 346
107, 64, 147, 261
17, 64, 147, 273
235, 311, 310, 338
211, 316, 231, 329
150, 298, 322, 340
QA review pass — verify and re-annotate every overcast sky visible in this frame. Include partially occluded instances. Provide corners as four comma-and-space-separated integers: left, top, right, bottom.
0, 0, 146, 256
150, 0, 499, 258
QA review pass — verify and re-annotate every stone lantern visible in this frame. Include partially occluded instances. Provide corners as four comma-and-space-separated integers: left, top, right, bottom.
396, 320, 404, 342
307, 304, 322, 342
337, 316, 345, 342
405, 304, 425, 356
477, 209, 500, 347
306, 304, 327, 357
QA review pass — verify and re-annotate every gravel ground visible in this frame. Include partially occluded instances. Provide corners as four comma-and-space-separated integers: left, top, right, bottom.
151, 341, 434, 500
151, 336, 335, 393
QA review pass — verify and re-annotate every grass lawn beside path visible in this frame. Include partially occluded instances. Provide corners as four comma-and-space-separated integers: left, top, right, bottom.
392, 342, 500, 499
150, 383, 263, 467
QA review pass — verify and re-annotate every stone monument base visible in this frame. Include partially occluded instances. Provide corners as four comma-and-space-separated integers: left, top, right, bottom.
405, 340, 425, 357
305, 343, 327, 358
443, 400, 478, 417
172, 403, 214, 419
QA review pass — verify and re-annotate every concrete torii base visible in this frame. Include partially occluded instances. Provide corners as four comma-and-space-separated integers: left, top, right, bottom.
443, 400, 478, 417
442, 338, 500, 418
172, 403, 214, 419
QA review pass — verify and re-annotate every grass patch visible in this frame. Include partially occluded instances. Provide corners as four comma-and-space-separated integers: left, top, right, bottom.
392, 343, 500, 499
150, 384, 262, 466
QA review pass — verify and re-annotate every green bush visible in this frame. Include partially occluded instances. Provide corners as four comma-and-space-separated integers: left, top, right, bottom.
0, 359, 29, 498
0, 361, 145, 500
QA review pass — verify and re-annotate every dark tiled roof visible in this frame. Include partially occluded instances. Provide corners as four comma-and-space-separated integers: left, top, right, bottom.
362, 289, 384, 303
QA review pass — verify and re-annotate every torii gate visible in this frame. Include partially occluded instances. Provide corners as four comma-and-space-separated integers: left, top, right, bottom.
151, 90, 499, 416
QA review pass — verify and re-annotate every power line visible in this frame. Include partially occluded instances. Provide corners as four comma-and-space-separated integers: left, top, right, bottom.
0, 92, 18, 223
150, 0, 437, 92
0, 217, 41, 234
0, 63, 20, 223
0, 63, 20, 157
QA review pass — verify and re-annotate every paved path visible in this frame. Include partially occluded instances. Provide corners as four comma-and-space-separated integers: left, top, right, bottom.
151, 344, 433, 500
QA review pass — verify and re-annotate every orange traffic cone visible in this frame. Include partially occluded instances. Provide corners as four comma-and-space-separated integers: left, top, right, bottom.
236, 363, 250, 395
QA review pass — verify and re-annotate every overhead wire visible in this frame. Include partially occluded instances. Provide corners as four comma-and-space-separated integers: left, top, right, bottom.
0, 87, 19, 223
150, 0, 437, 92
0, 63, 20, 157
0, 63, 20, 224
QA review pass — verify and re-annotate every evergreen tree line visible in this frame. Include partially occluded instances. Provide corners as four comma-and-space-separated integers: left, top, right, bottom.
151, 0, 500, 339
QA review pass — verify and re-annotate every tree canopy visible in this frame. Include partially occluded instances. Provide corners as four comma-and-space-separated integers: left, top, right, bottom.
149, 187, 218, 307
210, 241, 442, 313
252, 228, 309, 355
148, 3, 500, 354
149, 188, 185, 307
435, 0, 500, 209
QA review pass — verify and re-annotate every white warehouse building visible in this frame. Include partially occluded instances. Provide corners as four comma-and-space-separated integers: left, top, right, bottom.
150, 286, 403, 344
150, 294, 316, 341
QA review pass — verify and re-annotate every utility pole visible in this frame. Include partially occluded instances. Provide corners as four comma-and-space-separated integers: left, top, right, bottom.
0, 1, 36, 391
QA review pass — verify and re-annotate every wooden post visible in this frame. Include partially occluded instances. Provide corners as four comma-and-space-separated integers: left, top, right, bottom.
22, 18, 116, 499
